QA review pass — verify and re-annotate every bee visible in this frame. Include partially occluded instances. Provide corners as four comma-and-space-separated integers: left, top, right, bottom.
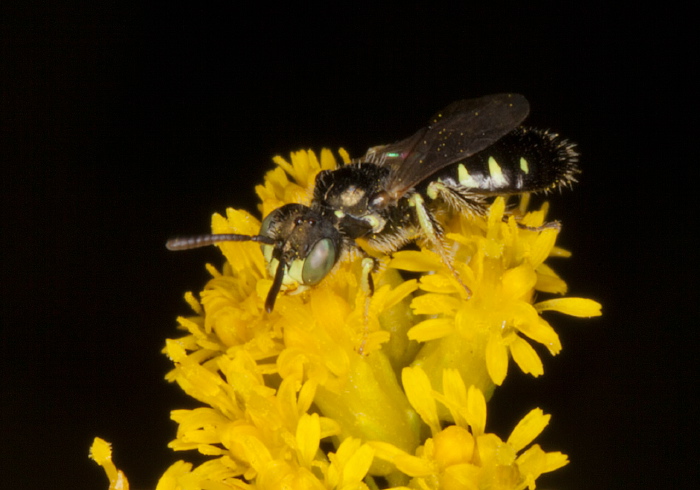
167, 94, 579, 312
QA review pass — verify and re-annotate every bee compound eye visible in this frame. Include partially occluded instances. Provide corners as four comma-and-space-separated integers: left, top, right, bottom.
259, 210, 279, 236
301, 238, 337, 285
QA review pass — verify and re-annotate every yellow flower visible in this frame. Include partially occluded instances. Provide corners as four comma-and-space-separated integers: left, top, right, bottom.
396, 196, 601, 400
256, 148, 345, 217
369, 367, 569, 490
90, 438, 130, 490
92, 149, 600, 489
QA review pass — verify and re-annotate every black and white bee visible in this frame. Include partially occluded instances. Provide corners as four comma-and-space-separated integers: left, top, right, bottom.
167, 94, 579, 312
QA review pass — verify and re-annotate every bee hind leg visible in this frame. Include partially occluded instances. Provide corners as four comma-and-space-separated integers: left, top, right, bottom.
409, 192, 472, 300
507, 192, 561, 231
513, 220, 561, 232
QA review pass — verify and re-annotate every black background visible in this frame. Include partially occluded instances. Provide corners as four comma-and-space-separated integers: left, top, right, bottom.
2, 2, 697, 489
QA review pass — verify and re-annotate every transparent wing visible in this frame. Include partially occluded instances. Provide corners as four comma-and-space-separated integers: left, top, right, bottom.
362, 93, 530, 202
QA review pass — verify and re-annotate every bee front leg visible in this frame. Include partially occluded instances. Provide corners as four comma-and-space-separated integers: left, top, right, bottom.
360, 256, 376, 297
356, 256, 378, 356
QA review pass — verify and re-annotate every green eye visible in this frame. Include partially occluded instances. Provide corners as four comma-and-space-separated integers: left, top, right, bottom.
260, 211, 278, 236
302, 238, 336, 285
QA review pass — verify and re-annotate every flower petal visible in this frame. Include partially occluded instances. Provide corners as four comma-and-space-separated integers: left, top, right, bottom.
408, 318, 455, 342
402, 367, 441, 436
466, 385, 486, 436
485, 332, 508, 385
507, 408, 551, 452
296, 413, 320, 467
510, 336, 544, 377
535, 297, 602, 317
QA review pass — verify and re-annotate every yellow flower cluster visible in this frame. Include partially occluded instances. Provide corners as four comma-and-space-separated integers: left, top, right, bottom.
92, 150, 601, 489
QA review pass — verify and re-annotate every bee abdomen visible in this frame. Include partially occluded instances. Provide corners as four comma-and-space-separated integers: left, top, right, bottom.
443, 127, 580, 194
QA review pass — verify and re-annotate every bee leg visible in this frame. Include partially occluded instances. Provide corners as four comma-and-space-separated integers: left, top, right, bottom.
357, 257, 377, 356
509, 192, 561, 231
409, 192, 472, 300
360, 256, 376, 297
514, 220, 561, 232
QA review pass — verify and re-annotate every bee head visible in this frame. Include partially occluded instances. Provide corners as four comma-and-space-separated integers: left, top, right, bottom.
167, 203, 342, 313
259, 204, 341, 312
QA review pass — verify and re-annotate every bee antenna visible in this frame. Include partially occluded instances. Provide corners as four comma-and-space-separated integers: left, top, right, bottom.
166, 234, 276, 251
